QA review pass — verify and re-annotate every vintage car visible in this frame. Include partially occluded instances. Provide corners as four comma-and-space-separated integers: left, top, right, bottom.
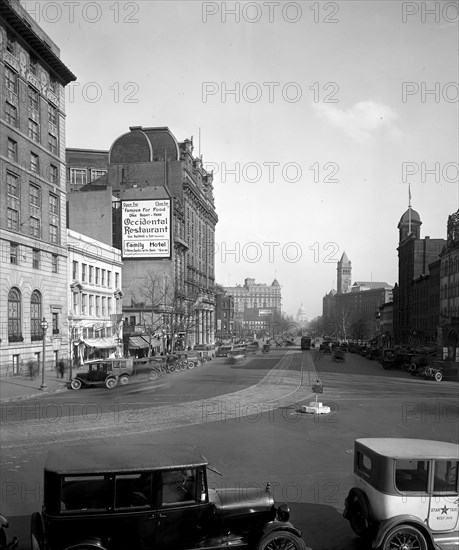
70, 358, 133, 390
31, 445, 308, 550
343, 438, 459, 550
216, 345, 233, 357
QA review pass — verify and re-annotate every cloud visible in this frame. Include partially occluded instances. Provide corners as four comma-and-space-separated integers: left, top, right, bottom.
313, 100, 401, 143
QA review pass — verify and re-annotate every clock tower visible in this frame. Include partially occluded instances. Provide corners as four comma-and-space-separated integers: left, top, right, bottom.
337, 252, 352, 294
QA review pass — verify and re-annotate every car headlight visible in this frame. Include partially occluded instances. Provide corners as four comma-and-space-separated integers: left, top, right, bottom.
276, 503, 290, 522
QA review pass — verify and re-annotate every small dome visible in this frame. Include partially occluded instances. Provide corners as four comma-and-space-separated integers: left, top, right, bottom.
297, 304, 307, 315
399, 208, 421, 225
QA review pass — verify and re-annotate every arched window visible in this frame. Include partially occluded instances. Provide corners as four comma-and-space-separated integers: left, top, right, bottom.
31, 290, 42, 341
8, 287, 22, 341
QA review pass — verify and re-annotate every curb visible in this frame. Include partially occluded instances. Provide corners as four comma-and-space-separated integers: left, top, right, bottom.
0, 385, 69, 404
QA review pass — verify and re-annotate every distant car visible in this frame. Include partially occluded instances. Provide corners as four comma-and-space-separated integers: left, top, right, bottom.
31, 445, 308, 550
216, 345, 233, 357
69, 358, 133, 390
343, 438, 459, 550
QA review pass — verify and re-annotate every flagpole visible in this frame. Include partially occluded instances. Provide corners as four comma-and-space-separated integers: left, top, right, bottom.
408, 183, 412, 235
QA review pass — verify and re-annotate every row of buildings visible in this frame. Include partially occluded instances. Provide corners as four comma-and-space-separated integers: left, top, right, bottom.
0, 0, 220, 375
321, 206, 459, 360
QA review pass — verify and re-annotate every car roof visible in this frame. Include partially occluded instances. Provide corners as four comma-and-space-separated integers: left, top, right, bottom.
356, 438, 459, 460
45, 444, 208, 474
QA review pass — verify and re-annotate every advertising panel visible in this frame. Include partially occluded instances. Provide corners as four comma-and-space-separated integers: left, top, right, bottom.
121, 199, 171, 258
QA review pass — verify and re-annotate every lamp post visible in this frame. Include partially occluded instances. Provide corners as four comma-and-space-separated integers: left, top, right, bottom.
40, 318, 48, 389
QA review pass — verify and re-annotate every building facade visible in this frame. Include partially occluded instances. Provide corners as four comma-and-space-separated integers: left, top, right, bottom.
66, 127, 218, 348
67, 229, 123, 366
393, 208, 445, 344
0, 0, 75, 375
223, 278, 282, 325
439, 209, 459, 360
215, 291, 235, 342
337, 251, 352, 294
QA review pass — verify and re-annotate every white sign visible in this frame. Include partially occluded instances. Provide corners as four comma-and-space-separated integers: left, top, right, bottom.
121, 199, 171, 258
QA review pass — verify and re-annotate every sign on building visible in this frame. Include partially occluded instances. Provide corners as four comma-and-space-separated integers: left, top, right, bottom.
121, 199, 171, 259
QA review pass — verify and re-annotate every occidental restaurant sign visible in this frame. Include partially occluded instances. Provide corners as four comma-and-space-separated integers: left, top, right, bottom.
121, 199, 171, 259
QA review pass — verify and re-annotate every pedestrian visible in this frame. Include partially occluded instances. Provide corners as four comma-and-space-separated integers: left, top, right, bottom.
58, 359, 65, 379
28, 359, 35, 380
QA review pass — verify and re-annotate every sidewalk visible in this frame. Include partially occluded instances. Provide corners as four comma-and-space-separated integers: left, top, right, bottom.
0, 371, 69, 403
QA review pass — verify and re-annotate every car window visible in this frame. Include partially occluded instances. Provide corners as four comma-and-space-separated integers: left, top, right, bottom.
61, 475, 108, 512
395, 459, 429, 493
115, 473, 153, 508
356, 451, 372, 478
161, 469, 197, 505
433, 460, 458, 494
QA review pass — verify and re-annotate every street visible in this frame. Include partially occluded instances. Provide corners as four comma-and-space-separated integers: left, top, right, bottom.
1, 348, 458, 549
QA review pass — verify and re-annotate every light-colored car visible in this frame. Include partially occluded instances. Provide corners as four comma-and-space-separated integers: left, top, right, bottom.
343, 438, 459, 550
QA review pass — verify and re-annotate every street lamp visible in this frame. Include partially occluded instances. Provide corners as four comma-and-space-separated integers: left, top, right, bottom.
40, 318, 48, 390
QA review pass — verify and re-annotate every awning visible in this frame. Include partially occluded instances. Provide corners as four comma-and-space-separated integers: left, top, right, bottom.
128, 336, 150, 349
81, 337, 118, 349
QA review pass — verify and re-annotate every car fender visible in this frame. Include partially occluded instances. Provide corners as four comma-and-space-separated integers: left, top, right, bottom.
372, 515, 433, 549
63, 537, 107, 550
260, 520, 303, 539
343, 487, 374, 522
31, 511, 44, 550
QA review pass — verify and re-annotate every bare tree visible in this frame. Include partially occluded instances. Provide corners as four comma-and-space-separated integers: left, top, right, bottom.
334, 302, 354, 341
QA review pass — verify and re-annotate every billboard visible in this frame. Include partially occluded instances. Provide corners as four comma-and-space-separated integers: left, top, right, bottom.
121, 199, 171, 258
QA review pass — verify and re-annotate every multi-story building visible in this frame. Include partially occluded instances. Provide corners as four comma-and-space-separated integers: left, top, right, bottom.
439, 209, 459, 361
393, 207, 445, 344
67, 127, 218, 348
67, 229, 123, 366
66, 148, 108, 193
223, 278, 282, 325
409, 259, 440, 345
215, 291, 234, 342
0, 0, 76, 376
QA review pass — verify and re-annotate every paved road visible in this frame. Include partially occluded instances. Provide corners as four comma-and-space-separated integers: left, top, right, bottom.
1, 349, 457, 549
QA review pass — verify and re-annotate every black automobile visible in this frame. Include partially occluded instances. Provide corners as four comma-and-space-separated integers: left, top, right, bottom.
70, 358, 133, 390
31, 445, 308, 550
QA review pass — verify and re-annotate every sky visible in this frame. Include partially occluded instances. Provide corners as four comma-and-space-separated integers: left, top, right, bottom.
25, 0, 459, 318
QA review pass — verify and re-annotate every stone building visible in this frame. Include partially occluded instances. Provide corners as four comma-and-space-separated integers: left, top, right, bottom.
439, 209, 459, 360
67, 127, 218, 348
0, 0, 75, 375
223, 278, 282, 326
393, 207, 445, 344
215, 291, 235, 342
67, 229, 123, 366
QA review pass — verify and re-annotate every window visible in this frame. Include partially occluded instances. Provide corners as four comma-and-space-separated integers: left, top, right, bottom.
52, 312, 59, 334
82, 294, 87, 315
161, 470, 197, 505
395, 460, 429, 493
101, 269, 106, 286
30, 184, 41, 207
28, 86, 39, 111
107, 271, 112, 287
31, 153, 39, 173
96, 268, 100, 285
31, 290, 42, 341
82, 264, 87, 282
5, 102, 18, 126
30, 217, 41, 238
68, 168, 87, 187
7, 208, 19, 231
49, 164, 58, 184
33, 249, 40, 269
48, 133, 57, 154
52, 254, 58, 273
50, 76, 58, 95
50, 224, 59, 244
107, 297, 112, 314
89, 266, 94, 284
28, 119, 40, 142
48, 103, 57, 126
61, 475, 108, 512
49, 194, 59, 215
89, 295, 94, 315
72, 261, 78, 280
90, 169, 107, 181
5, 66, 17, 94
115, 473, 153, 509
6, 32, 16, 55
7, 138, 17, 161
7, 172, 19, 197
433, 461, 458, 494
10, 243, 19, 264
8, 287, 22, 341
115, 272, 120, 288
29, 54, 38, 76
102, 297, 107, 316
96, 296, 100, 316
73, 292, 79, 315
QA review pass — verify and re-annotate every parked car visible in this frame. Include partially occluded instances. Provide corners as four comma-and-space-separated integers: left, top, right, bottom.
216, 345, 233, 357
31, 444, 308, 550
343, 438, 459, 550
70, 358, 133, 390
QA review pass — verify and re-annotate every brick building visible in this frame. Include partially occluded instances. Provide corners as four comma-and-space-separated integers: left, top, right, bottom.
223, 278, 282, 325
215, 291, 234, 342
0, 0, 75, 375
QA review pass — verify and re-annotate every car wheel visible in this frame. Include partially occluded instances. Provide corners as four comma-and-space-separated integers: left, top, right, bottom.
255, 530, 306, 550
119, 374, 130, 385
188, 361, 196, 369
434, 371, 443, 382
149, 370, 159, 381
70, 378, 82, 390
382, 524, 428, 550
168, 364, 176, 373
409, 363, 418, 374
348, 493, 373, 538
105, 377, 117, 389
